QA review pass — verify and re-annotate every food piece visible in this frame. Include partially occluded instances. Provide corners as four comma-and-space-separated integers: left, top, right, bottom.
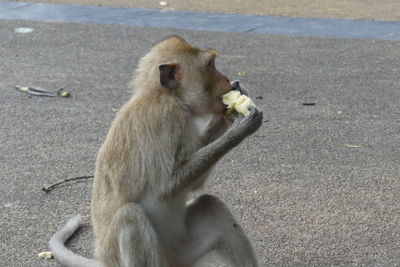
222, 90, 256, 116
60, 91, 70, 98
38, 251, 53, 259
18, 86, 29, 92
235, 95, 255, 116
222, 90, 241, 108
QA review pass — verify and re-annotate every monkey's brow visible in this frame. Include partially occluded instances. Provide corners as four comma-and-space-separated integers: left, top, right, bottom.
201, 49, 218, 56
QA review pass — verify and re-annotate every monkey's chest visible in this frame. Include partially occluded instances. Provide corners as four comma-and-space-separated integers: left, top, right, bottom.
175, 129, 202, 164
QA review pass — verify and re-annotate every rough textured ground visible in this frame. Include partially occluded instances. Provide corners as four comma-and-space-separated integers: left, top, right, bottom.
1, 18, 400, 267
11, 0, 400, 21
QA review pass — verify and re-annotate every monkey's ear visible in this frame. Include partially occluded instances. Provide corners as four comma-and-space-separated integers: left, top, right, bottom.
159, 63, 181, 90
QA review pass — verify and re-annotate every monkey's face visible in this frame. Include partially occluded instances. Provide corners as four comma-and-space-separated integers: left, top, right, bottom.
180, 51, 231, 115
202, 53, 232, 114
154, 37, 231, 116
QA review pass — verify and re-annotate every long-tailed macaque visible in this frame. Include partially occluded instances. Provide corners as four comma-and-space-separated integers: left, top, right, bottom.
49, 36, 262, 267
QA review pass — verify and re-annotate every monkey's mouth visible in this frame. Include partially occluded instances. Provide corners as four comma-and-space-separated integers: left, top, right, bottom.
217, 96, 227, 107
212, 96, 227, 113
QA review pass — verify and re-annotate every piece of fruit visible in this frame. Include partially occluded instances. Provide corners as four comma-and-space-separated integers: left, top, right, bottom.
60, 91, 70, 98
222, 90, 255, 116
38, 251, 53, 259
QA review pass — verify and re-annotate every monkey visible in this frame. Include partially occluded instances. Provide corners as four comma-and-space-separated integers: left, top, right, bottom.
49, 36, 263, 267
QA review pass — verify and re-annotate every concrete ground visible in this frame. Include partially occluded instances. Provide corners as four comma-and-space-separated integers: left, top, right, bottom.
12, 0, 400, 21
1, 1, 400, 267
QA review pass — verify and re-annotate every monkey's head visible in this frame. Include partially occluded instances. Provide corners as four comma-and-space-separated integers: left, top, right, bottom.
134, 36, 232, 115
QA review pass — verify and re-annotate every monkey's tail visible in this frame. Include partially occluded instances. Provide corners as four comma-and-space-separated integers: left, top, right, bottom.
49, 215, 99, 267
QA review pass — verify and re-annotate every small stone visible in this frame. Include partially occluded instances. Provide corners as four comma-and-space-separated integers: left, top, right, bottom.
15, 27, 34, 34
4, 203, 14, 208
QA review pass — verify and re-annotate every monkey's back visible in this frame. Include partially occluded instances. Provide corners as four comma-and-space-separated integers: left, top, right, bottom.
91, 91, 200, 240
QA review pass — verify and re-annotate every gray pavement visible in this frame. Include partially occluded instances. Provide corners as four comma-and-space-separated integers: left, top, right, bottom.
1, 18, 400, 267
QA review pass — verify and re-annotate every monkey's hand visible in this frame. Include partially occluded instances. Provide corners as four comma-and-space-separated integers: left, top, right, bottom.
228, 107, 263, 140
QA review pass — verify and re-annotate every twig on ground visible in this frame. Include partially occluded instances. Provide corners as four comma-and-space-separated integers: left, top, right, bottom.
41, 175, 94, 192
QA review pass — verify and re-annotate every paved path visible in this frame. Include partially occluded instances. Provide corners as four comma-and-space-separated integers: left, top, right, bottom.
1, 2, 400, 267
1, 1, 400, 40
10, 0, 400, 21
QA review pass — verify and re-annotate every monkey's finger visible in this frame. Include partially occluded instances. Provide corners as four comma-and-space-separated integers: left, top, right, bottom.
249, 107, 263, 123
245, 109, 263, 133
230, 80, 249, 96
240, 86, 249, 96
248, 106, 258, 114
231, 80, 240, 90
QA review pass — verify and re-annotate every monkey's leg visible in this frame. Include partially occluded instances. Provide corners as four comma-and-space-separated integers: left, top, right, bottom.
101, 203, 168, 267
185, 194, 259, 267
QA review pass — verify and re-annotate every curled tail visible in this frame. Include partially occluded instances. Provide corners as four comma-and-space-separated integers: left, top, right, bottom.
49, 215, 99, 267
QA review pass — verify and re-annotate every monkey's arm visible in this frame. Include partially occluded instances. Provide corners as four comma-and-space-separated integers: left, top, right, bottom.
201, 115, 230, 145
170, 108, 262, 196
